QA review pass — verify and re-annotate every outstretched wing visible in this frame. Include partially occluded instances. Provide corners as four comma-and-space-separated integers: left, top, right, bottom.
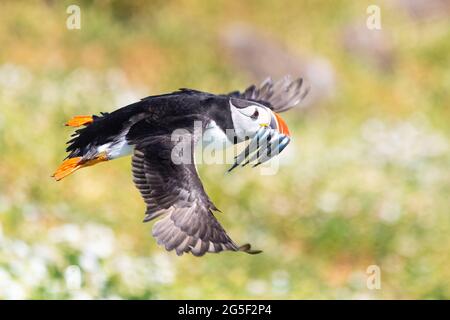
227, 76, 309, 113
130, 134, 260, 256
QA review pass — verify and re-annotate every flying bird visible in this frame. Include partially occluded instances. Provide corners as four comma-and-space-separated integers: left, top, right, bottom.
53, 76, 309, 256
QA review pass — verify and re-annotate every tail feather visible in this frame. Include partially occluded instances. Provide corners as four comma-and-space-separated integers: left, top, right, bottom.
60, 103, 144, 172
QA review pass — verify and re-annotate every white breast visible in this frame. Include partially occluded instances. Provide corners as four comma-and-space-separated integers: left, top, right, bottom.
97, 131, 133, 160
202, 121, 231, 151
97, 121, 231, 160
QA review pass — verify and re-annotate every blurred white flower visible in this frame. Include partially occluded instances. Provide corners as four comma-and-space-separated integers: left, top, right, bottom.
63, 68, 98, 101
0, 223, 3, 244
0, 268, 27, 299
83, 224, 115, 259
79, 252, 100, 273
113, 255, 148, 290
49, 223, 116, 259
317, 191, 341, 213
32, 244, 59, 264
65, 265, 82, 291
378, 199, 402, 224
49, 224, 82, 245
361, 118, 448, 167
106, 69, 146, 106
21, 257, 48, 287
22, 203, 41, 222
39, 80, 61, 106
10, 240, 30, 259
151, 253, 175, 285
89, 271, 107, 292
0, 63, 32, 94
352, 292, 374, 300
246, 279, 268, 295
71, 291, 93, 300
271, 270, 290, 294
5, 282, 27, 300
112, 252, 176, 289
0, 268, 13, 289
0, 195, 12, 214
9, 259, 26, 278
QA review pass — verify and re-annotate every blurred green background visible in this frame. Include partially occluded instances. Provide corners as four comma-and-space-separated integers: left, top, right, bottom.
0, 0, 449, 299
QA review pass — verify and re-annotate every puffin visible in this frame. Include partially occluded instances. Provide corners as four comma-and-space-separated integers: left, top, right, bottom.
53, 76, 309, 256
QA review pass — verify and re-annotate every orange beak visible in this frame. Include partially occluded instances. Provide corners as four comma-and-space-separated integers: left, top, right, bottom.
271, 112, 290, 137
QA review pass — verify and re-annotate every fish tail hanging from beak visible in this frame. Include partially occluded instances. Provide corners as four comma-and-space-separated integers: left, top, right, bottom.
270, 111, 290, 136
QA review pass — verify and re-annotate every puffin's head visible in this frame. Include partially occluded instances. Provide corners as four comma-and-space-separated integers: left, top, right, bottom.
229, 98, 290, 142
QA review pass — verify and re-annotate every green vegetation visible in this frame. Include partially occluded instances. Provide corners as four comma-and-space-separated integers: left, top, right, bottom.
0, 1, 448, 299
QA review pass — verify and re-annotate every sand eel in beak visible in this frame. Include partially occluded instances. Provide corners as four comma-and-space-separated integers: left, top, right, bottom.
53, 76, 309, 256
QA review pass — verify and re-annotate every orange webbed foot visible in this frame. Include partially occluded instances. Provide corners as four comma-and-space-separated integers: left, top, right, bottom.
52, 153, 109, 181
65, 115, 93, 127
52, 157, 83, 181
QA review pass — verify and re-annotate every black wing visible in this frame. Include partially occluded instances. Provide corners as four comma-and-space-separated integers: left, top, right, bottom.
130, 133, 260, 256
227, 76, 309, 113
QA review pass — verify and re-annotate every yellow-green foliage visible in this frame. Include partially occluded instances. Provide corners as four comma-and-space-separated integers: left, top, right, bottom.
0, 1, 449, 299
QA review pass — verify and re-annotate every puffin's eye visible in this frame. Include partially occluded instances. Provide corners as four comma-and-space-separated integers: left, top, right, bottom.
250, 109, 259, 120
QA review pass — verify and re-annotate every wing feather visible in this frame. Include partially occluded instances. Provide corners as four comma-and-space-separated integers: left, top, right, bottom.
131, 134, 260, 256
227, 76, 309, 113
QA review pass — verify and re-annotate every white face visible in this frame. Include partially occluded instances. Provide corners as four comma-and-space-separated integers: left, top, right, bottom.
229, 99, 273, 141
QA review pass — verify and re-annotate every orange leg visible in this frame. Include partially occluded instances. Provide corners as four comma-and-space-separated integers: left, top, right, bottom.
65, 115, 94, 127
